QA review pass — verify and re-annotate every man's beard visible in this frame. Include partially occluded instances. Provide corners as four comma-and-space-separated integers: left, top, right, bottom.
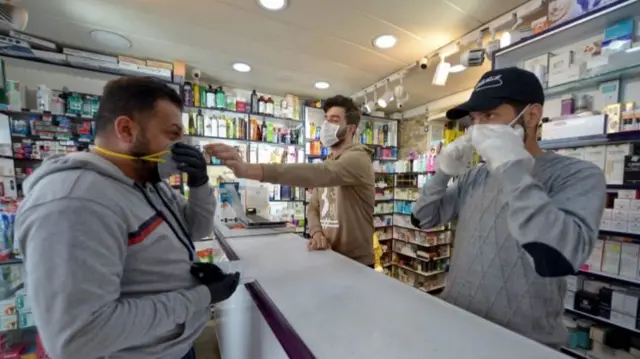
130, 134, 161, 184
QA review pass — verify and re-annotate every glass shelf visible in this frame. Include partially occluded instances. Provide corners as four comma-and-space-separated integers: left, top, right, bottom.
545, 50, 640, 97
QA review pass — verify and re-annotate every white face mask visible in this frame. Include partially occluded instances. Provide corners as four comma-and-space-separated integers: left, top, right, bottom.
320, 121, 341, 147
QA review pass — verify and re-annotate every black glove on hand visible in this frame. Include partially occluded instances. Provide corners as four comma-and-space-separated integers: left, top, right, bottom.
190, 263, 241, 304
172, 143, 209, 187
190, 263, 226, 283
205, 272, 241, 304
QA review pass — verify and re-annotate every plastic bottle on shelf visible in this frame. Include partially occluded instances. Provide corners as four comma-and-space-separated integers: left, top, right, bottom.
200, 85, 207, 108
206, 85, 215, 108
250, 90, 259, 114
195, 110, 204, 136
258, 96, 266, 114
215, 87, 226, 109
265, 97, 274, 115
193, 83, 200, 107
261, 120, 267, 142
218, 116, 227, 138
183, 82, 194, 107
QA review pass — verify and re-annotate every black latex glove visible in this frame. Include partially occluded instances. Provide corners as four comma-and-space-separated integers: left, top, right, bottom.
190, 262, 226, 284
191, 263, 241, 304
206, 272, 241, 304
172, 143, 209, 187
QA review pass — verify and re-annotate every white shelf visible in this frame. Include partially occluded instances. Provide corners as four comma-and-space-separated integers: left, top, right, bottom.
393, 263, 445, 278
393, 237, 452, 249
493, 0, 640, 68
578, 269, 640, 286
560, 346, 587, 358
565, 307, 640, 334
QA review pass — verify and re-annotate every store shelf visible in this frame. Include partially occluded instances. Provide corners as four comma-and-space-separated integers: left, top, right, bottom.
374, 212, 393, 216
493, 0, 638, 68
393, 237, 452, 249
578, 269, 640, 286
394, 251, 450, 263
560, 346, 588, 359
565, 307, 640, 334
393, 263, 444, 278
600, 230, 640, 241
537, 130, 640, 150
185, 134, 304, 149
184, 105, 301, 124
607, 184, 640, 190
269, 199, 305, 203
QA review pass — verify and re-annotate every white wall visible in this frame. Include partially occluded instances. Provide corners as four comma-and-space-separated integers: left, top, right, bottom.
402, 88, 473, 119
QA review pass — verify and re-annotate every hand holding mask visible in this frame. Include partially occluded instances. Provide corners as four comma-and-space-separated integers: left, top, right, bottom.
171, 143, 209, 187
469, 124, 533, 172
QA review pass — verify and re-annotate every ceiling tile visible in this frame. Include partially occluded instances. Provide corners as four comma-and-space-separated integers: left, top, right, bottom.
444, 0, 530, 23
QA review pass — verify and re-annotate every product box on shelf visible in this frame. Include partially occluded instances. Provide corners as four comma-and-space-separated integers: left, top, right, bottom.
606, 143, 635, 184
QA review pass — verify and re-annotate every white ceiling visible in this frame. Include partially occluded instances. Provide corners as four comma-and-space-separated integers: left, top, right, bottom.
19, 0, 528, 111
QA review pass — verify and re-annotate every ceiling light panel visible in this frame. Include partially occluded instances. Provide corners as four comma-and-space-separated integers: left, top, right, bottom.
373, 34, 397, 49
232, 62, 252, 72
314, 81, 330, 89
258, 0, 287, 11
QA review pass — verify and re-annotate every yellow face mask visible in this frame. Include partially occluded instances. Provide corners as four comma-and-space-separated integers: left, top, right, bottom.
92, 145, 180, 180
92, 146, 169, 163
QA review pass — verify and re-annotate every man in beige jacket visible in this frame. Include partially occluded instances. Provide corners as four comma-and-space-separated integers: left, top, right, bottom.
206, 95, 375, 266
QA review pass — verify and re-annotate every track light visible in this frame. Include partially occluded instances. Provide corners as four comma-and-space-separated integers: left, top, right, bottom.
363, 92, 375, 113
394, 77, 406, 99
377, 80, 394, 108
396, 93, 410, 109
432, 56, 450, 86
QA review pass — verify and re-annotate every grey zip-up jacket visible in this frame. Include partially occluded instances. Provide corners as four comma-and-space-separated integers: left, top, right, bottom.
15, 152, 215, 359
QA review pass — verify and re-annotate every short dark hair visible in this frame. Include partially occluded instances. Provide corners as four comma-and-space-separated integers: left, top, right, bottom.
95, 76, 183, 135
322, 95, 360, 127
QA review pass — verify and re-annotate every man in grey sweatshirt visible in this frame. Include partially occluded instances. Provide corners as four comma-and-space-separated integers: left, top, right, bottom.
15, 77, 239, 359
412, 68, 605, 347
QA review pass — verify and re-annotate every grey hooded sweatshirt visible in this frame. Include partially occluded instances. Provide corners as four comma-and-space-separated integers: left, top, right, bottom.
15, 152, 215, 359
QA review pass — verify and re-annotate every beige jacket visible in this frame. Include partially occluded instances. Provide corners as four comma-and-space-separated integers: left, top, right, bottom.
261, 144, 375, 265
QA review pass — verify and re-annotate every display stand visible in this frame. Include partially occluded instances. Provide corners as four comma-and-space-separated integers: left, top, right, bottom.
494, 3, 640, 357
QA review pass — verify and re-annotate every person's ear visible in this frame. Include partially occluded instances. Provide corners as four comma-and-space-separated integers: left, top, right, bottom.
113, 115, 136, 145
524, 104, 543, 131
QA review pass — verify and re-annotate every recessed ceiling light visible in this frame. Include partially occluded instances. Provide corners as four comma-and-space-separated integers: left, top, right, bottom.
90, 30, 131, 49
258, 0, 287, 11
232, 62, 252, 73
314, 81, 330, 90
373, 34, 397, 49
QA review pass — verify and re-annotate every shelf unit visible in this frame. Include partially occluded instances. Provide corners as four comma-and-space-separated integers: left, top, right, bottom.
493, 3, 640, 357
374, 168, 451, 294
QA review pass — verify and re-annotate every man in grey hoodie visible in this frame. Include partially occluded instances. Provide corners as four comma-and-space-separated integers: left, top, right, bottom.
15, 77, 239, 359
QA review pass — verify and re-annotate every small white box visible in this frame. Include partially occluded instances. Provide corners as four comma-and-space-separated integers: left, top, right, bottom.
564, 290, 576, 309
614, 209, 629, 221
603, 208, 613, 219
619, 190, 637, 199
615, 198, 631, 210
610, 310, 637, 329
549, 51, 573, 74
629, 222, 640, 234
612, 220, 628, 232
606, 144, 634, 185
629, 211, 640, 222
620, 243, 640, 278
583, 146, 607, 170
602, 241, 622, 274
631, 199, 640, 211
584, 240, 604, 271
600, 218, 612, 230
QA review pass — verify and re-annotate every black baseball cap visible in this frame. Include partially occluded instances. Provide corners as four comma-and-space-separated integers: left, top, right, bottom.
446, 67, 545, 120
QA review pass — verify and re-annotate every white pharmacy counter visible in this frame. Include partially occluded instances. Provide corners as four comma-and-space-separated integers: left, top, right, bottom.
214, 229, 570, 359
